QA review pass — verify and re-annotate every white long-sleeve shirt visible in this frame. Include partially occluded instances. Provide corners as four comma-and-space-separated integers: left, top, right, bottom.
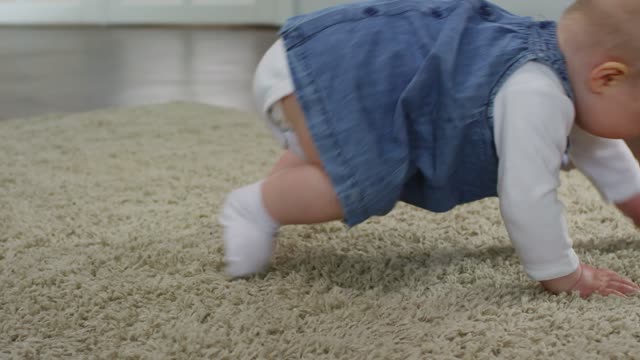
494, 62, 640, 280
253, 41, 640, 281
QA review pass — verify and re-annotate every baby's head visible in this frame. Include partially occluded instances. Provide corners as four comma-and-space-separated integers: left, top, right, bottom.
558, 0, 640, 138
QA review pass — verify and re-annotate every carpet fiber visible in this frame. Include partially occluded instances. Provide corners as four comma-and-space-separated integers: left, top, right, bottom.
2, 102, 640, 359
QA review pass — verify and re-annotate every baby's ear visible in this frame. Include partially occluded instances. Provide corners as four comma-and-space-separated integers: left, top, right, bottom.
589, 61, 630, 93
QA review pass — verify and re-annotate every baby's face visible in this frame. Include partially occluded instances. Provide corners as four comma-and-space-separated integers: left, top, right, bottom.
557, 3, 640, 139
575, 82, 640, 139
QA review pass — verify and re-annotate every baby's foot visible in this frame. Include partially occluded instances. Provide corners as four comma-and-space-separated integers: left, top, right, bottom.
219, 181, 280, 278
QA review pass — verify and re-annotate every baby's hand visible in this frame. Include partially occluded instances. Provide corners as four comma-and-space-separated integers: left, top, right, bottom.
541, 264, 640, 298
616, 193, 640, 227
571, 264, 640, 298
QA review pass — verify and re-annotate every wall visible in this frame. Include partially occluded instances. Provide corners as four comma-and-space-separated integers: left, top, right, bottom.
0, 0, 283, 25
0, 0, 576, 25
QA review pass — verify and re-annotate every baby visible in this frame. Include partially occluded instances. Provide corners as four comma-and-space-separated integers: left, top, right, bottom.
220, 0, 640, 298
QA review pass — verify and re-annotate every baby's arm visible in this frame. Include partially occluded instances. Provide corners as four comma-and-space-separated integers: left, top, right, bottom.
493, 62, 639, 297
494, 63, 578, 283
567, 125, 640, 226
545, 124, 640, 297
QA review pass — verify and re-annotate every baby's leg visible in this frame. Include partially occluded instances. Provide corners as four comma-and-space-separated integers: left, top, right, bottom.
263, 166, 343, 225
220, 95, 343, 278
262, 94, 343, 225
269, 149, 306, 176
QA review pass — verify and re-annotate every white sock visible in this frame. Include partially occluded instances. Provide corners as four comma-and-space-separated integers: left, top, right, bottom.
219, 181, 280, 278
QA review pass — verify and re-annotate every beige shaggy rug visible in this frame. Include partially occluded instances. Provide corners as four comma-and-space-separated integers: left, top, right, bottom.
2, 102, 640, 359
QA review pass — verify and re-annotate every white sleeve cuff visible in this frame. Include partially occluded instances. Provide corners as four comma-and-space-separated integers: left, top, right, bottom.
522, 249, 580, 281
601, 171, 640, 204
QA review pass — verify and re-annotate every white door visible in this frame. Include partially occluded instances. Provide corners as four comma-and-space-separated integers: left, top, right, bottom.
106, 0, 277, 25
0, 0, 103, 24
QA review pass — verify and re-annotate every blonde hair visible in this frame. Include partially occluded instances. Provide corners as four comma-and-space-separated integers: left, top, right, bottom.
563, 0, 640, 69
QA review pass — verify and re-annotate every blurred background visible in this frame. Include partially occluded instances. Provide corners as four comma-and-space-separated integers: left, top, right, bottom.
0, 0, 574, 120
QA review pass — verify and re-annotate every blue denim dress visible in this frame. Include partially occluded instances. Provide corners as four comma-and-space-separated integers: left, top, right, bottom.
279, 0, 573, 227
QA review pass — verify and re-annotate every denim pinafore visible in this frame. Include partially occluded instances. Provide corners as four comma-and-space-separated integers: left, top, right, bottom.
279, 0, 573, 227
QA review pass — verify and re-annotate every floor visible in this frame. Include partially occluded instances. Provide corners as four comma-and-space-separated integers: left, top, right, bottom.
0, 26, 278, 120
